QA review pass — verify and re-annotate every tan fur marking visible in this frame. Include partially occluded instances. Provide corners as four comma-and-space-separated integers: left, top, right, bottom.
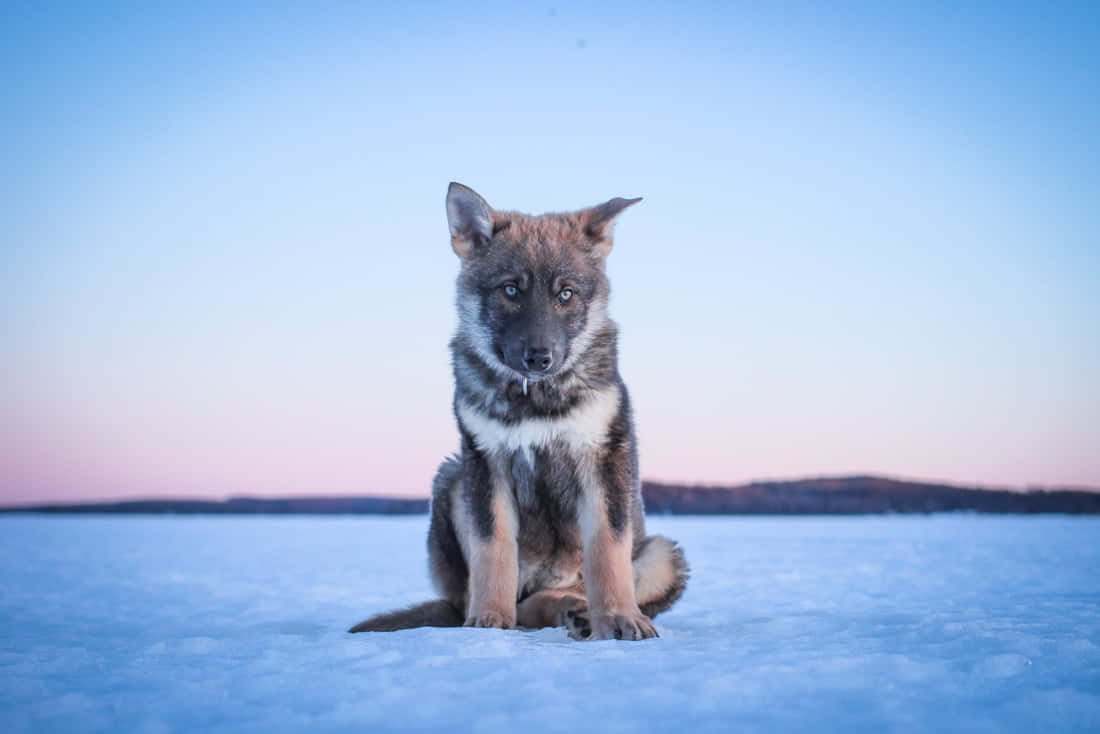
488, 198, 638, 261
576, 476, 658, 640
465, 487, 519, 628
584, 524, 638, 615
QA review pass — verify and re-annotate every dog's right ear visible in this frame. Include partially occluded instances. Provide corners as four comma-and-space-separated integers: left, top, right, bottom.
446, 183, 494, 259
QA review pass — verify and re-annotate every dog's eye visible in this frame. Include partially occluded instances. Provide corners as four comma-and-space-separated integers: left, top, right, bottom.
558, 288, 573, 303
503, 284, 519, 298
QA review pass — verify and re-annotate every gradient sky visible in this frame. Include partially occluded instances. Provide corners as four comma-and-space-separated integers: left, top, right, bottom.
2, 1, 1098, 503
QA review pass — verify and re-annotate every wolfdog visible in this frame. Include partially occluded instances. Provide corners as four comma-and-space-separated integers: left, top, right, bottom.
349, 184, 688, 640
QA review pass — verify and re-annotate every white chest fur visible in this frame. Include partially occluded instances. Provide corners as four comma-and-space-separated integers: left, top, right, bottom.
456, 386, 621, 456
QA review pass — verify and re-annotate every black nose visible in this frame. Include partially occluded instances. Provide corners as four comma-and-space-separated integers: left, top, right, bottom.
522, 347, 553, 372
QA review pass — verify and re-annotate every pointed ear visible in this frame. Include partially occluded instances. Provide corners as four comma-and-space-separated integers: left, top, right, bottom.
446, 182, 495, 259
581, 196, 642, 256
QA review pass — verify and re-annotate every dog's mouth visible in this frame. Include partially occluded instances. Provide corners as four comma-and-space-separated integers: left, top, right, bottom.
518, 368, 558, 382
514, 364, 563, 382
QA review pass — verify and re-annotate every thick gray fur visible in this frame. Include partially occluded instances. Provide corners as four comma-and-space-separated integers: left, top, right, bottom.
349, 184, 689, 638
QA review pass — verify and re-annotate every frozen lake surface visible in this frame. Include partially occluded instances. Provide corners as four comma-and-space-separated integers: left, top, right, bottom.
1, 514, 1098, 733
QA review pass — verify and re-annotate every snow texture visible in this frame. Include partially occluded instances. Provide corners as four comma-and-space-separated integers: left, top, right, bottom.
1, 514, 1098, 733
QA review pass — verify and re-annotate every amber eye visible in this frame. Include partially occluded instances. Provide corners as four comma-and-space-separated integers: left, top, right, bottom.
558, 288, 573, 303
503, 284, 519, 298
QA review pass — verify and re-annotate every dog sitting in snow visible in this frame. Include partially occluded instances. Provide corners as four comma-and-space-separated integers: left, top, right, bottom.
350, 184, 688, 640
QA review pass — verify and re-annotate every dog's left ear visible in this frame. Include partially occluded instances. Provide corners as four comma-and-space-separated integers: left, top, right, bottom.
580, 196, 642, 257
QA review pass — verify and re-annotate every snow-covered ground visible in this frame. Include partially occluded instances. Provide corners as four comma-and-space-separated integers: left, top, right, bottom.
1, 514, 1098, 733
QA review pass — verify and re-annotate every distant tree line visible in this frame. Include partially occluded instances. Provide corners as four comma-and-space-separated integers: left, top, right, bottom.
4, 476, 1097, 515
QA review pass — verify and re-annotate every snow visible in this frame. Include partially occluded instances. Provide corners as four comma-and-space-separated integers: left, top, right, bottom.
1, 514, 1098, 733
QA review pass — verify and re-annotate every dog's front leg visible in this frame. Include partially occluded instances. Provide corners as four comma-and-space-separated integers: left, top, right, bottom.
578, 477, 657, 641
463, 457, 519, 629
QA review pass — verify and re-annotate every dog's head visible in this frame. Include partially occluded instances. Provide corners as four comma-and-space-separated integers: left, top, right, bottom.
446, 183, 640, 382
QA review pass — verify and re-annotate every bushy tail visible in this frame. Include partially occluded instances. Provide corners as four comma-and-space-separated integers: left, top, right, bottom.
634, 535, 690, 619
348, 600, 463, 633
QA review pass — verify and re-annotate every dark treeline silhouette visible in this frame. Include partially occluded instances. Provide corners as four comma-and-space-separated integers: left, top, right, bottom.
641, 476, 1100, 515
4, 496, 429, 515
3, 476, 1098, 515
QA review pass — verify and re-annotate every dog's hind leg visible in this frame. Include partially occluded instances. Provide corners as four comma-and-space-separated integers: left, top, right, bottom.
519, 537, 689, 640
516, 587, 587, 633
632, 535, 690, 619
561, 536, 690, 640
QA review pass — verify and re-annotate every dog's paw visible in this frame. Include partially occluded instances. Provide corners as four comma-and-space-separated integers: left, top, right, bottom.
563, 608, 592, 640
464, 610, 515, 629
590, 610, 658, 641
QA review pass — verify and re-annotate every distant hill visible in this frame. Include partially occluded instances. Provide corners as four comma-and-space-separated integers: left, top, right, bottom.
2, 475, 1098, 515
641, 476, 1100, 514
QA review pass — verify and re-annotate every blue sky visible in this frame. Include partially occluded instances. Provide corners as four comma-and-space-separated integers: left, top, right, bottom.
2, 1, 1098, 502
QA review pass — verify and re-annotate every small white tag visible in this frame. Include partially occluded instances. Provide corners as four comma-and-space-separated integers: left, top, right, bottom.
522, 378, 528, 396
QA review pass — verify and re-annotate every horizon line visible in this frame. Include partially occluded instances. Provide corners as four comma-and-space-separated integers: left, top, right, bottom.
3, 472, 1098, 511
